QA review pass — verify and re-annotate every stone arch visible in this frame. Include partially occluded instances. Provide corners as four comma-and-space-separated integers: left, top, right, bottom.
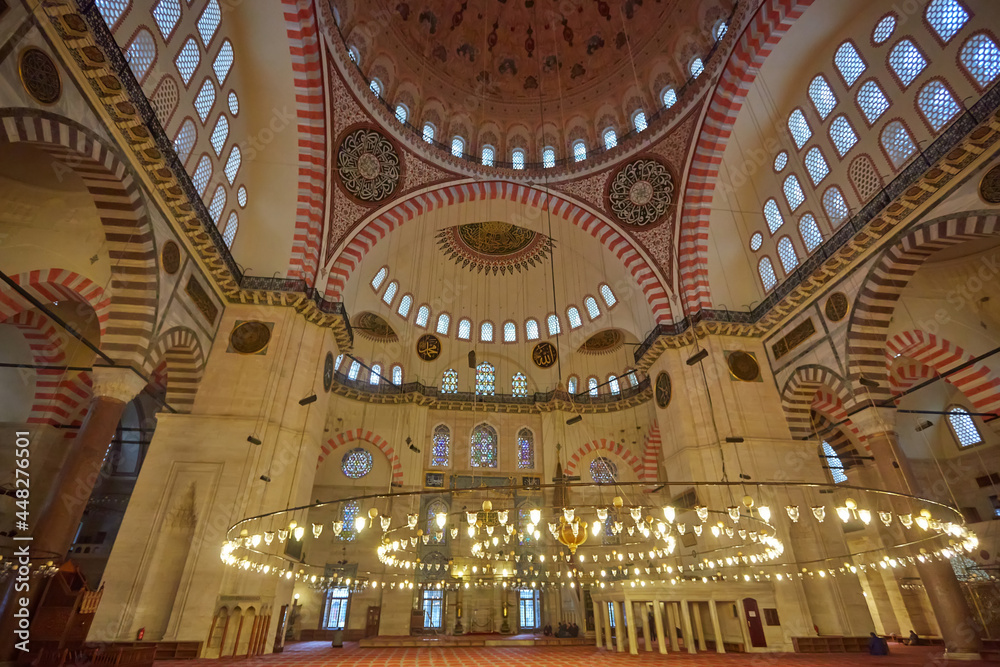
780, 365, 855, 439
846, 212, 1000, 402
145, 326, 206, 413
317, 428, 403, 484
564, 438, 642, 479
324, 181, 674, 323
0, 112, 158, 367
640, 420, 662, 483
0, 268, 111, 335
889, 360, 938, 395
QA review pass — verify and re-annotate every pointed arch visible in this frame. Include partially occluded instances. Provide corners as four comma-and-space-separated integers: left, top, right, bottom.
144, 327, 206, 413
889, 361, 939, 395
780, 365, 861, 437
316, 428, 403, 484
564, 438, 642, 479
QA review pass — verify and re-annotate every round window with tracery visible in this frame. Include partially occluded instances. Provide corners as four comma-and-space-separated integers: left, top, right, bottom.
750, 232, 763, 251
342, 447, 373, 478
590, 457, 618, 484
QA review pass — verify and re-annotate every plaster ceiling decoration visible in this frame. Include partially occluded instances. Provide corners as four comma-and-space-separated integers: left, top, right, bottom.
336, 128, 401, 203
354, 311, 398, 342
435, 220, 555, 275
578, 329, 625, 355
607, 158, 674, 227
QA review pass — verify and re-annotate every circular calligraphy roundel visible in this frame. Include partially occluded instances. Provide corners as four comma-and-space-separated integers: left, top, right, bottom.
608, 158, 674, 227
416, 334, 442, 362
336, 128, 400, 203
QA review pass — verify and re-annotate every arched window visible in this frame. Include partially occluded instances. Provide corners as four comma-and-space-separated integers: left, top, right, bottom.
222, 212, 238, 248
584, 296, 600, 320
888, 39, 927, 87
480, 321, 494, 342
689, 57, 705, 78
632, 111, 647, 132
590, 457, 617, 483
925, 0, 969, 44
197, 0, 221, 45
517, 428, 534, 468
947, 405, 983, 448
873, 14, 896, 44
714, 20, 728, 41
382, 280, 398, 306
426, 500, 448, 543
208, 185, 226, 223
213, 40, 234, 83
542, 147, 556, 168
415, 305, 430, 328
371, 267, 388, 290
125, 29, 156, 81
777, 237, 799, 273
481, 145, 495, 166
834, 41, 866, 87
822, 441, 847, 483
829, 115, 858, 157
588, 377, 599, 397
347, 46, 359, 64
441, 369, 458, 393
804, 147, 830, 186
153, 0, 181, 40
764, 198, 784, 233
799, 214, 823, 252
224, 145, 241, 184
342, 500, 360, 540
422, 123, 435, 143
881, 120, 917, 168
369, 78, 382, 96
750, 232, 763, 251
567, 307, 582, 329
788, 109, 811, 149
451, 136, 465, 157
457, 318, 472, 340
175, 37, 200, 85
525, 318, 540, 340
573, 140, 587, 162
512, 148, 525, 170
808, 75, 837, 120
503, 321, 517, 342
395, 104, 408, 123
960, 34, 1000, 88
471, 424, 498, 468
783, 175, 805, 211
512, 373, 527, 397
599, 284, 616, 308
210, 114, 229, 155
758, 257, 777, 291
194, 78, 216, 122
431, 425, 450, 466
348, 359, 361, 380
191, 154, 212, 195
608, 375, 620, 395
436, 313, 450, 335
546, 314, 561, 336
567, 376, 578, 394
397, 294, 413, 318
391, 365, 402, 385
334, 354, 344, 371
624, 369, 639, 386
822, 186, 850, 225
774, 151, 788, 172
173, 119, 196, 164
603, 128, 618, 150
857, 80, 890, 124
917, 80, 960, 132
369, 364, 382, 385
95, 0, 129, 27
849, 155, 882, 201
661, 87, 677, 109
475, 362, 495, 396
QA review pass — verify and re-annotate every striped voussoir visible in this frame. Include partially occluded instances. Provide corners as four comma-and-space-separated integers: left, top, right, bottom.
779, 365, 867, 450
283, 0, 327, 287
317, 428, 403, 484
145, 326, 205, 413
0, 268, 111, 336
564, 439, 643, 480
0, 113, 158, 368
677, 0, 814, 312
812, 413, 859, 464
889, 361, 938, 395
846, 212, 1000, 403
640, 421, 662, 483
325, 181, 674, 323
887, 330, 1000, 417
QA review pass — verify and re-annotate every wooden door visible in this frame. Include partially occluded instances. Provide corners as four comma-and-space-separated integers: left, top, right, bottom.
742, 598, 767, 648
366, 606, 381, 638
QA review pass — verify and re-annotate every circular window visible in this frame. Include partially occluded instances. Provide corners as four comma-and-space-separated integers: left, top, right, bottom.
773, 151, 788, 172
750, 232, 763, 251
237, 185, 248, 207
228, 91, 239, 115
342, 448, 373, 478
873, 14, 896, 44
590, 457, 617, 484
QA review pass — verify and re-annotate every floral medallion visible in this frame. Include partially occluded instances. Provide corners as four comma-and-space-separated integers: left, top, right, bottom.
607, 158, 674, 227
337, 128, 400, 202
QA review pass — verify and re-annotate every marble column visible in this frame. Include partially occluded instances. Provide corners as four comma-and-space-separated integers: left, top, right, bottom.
614, 601, 625, 653
667, 602, 680, 651
680, 599, 696, 654
693, 601, 707, 651
624, 599, 638, 655
639, 601, 652, 651
652, 599, 667, 654
595, 601, 604, 648
709, 600, 726, 654
603, 601, 614, 651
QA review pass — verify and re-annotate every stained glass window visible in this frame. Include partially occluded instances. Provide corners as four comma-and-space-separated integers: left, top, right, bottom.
369, 364, 381, 385
608, 375, 620, 395
783, 175, 805, 211
224, 146, 241, 184
573, 141, 587, 162
925, 0, 968, 44
788, 109, 811, 149
371, 267, 387, 290
689, 57, 704, 78
175, 38, 200, 85
808, 75, 837, 120
422, 123, 435, 143
476, 362, 495, 396
764, 198, 784, 233
600, 284, 616, 307
834, 41, 866, 87
512, 149, 525, 170
431, 425, 450, 466
889, 39, 927, 87
441, 369, 458, 393
342, 500, 359, 541
822, 441, 847, 483
173, 120, 196, 164
153, 0, 181, 39
567, 307, 583, 329
480, 321, 494, 342
397, 294, 412, 317
633, 111, 647, 132
881, 121, 917, 168
436, 313, 450, 335
517, 428, 534, 468
546, 314, 561, 336
603, 129, 618, 150
829, 115, 858, 157
222, 213, 238, 248
857, 80, 890, 124
416, 306, 430, 327
481, 145, 495, 166
805, 147, 830, 186
214, 40, 234, 83
567, 376, 578, 394
504, 321, 517, 342
395, 104, 408, 123
451, 136, 465, 157
525, 318, 540, 340
584, 296, 600, 319
591, 457, 617, 483
342, 447, 373, 478
662, 87, 677, 108
947, 405, 982, 447
458, 318, 472, 340
471, 424, 498, 468
822, 187, 849, 226
391, 365, 402, 385
348, 360, 361, 380
759, 257, 777, 291
777, 237, 799, 273
192, 154, 212, 195
512, 373, 528, 397
799, 214, 823, 252
197, 0, 221, 45
126, 29, 156, 81
873, 14, 896, 44
210, 114, 229, 155
960, 34, 1000, 88
917, 80, 960, 132
588, 377, 599, 397
194, 78, 216, 122
543, 147, 555, 168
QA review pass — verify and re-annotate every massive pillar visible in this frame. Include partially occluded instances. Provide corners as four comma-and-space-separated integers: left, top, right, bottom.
652, 599, 666, 654
709, 600, 725, 653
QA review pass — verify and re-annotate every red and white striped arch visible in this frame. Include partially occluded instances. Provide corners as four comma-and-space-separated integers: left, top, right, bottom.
640, 421, 662, 483
0, 269, 111, 338
889, 362, 938, 395
317, 428, 403, 485
324, 181, 674, 323
564, 438, 643, 480
678, 0, 815, 312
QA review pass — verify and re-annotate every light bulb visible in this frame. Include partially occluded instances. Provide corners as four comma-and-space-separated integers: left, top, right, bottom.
355, 516, 367, 532
693, 524, 702, 536
677, 523, 686, 535
695, 506, 709, 522
293, 525, 305, 541
592, 520, 602, 537
278, 529, 288, 543
450, 527, 458, 539
858, 509, 872, 525
564, 508, 576, 522
596, 508, 608, 521
251, 534, 262, 547
727, 506, 740, 522
785, 506, 800, 522
663, 506, 676, 522
497, 510, 509, 525
811, 506, 826, 523
525, 522, 535, 534
915, 516, 929, 531
711, 525, 721, 538
836, 506, 850, 523
757, 506, 771, 523
899, 514, 913, 528
467, 525, 476, 538
408, 514, 418, 529
530, 509, 541, 525
312, 523, 323, 538
436, 512, 447, 529
381, 516, 392, 532
264, 531, 274, 545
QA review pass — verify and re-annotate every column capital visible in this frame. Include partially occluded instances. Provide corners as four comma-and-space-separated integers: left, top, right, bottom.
849, 406, 897, 438
91, 366, 148, 404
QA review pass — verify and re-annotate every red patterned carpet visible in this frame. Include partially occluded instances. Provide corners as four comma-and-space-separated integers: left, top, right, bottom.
160, 641, 994, 666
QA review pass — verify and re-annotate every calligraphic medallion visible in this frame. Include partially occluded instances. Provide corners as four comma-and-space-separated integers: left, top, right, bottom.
532, 342, 558, 369
323, 352, 334, 392
416, 334, 442, 361
655, 372, 672, 409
